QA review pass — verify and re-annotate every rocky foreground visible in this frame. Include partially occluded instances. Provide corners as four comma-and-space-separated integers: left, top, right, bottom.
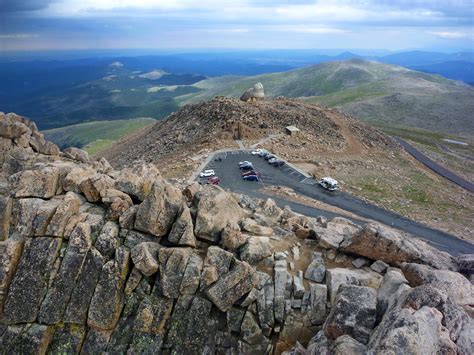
0, 112, 473, 354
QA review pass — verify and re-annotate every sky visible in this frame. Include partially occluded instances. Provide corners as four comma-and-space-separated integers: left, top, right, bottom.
1, 0, 473, 52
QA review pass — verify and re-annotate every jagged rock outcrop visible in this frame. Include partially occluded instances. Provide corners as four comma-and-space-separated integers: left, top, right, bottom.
0, 113, 473, 355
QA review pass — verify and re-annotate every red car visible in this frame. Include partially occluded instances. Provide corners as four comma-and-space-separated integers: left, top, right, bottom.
242, 170, 261, 177
207, 176, 221, 185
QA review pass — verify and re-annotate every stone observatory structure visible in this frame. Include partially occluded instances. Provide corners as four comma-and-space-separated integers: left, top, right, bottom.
240, 82, 265, 102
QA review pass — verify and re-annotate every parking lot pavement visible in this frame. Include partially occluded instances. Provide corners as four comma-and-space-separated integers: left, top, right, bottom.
195, 150, 474, 256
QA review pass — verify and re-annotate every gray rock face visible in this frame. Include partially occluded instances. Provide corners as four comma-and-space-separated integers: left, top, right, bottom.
308, 283, 327, 325
200, 246, 234, 290
376, 268, 410, 321
323, 285, 377, 344
368, 285, 468, 354
134, 180, 183, 237
95, 221, 119, 260
326, 267, 382, 304
0, 239, 23, 310
370, 260, 389, 274
274, 259, 289, 323
304, 252, 326, 282
241, 311, 263, 344
0, 196, 12, 240
88, 247, 129, 330
158, 247, 192, 298
333, 335, 367, 355
63, 248, 104, 324
180, 252, 203, 295
194, 186, 244, 242
168, 205, 196, 247
38, 222, 92, 324
2, 237, 62, 323
340, 223, 458, 271
206, 260, 257, 312
401, 262, 474, 308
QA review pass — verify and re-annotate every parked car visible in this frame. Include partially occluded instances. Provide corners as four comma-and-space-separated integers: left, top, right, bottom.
199, 169, 215, 178
242, 170, 261, 177
207, 176, 221, 185
243, 174, 260, 182
238, 160, 252, 167
251, 149, 262, 155
264, 154, 276, 161
272, 160, 285, 167
240, 164, 254, 171
268, 157, 277, 164
319, 177, 339, 191
258, 150, 269, 157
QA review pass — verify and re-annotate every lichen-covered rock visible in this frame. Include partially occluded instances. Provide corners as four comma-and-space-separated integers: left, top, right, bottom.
63, 147, 90, 163
38, 222, 92, 324
12, 166, 60, 198
326, 267, 382, 304
46, 192, 82, 237
200, 246, 234, 290
239, 236, 272, 264
376, 268, 410, 321
2, 323, 54, 354
0, 196, 12, 240
100, 188, 133, 221
168, 205, 196, 247
340, 223, 458, 271
304, 252, 326, 283
114, 163, 161, 201
87, 247, 129, 330
131, 242, 161, 276
95, 221, 119, 260
180, 252, 203, 295
401, 262, 474, 308
194, 185, 245, 243
63, 248, 104, 324
241, 311, 263, 344
308, 283, 328, 325
134, 180, 184, 237
2, 237, 62, 323
324, 284, 377, 344
206, 260, 257, 312
241, 218, 273, 236
0, 239, 23, 310
221, 222, 248, 250
370, 284, 472, 354
158, 247, 192, 298
333, 335, 367, 355
47, 323, 86, 354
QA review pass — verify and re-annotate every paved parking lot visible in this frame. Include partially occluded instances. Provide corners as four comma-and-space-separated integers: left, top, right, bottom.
196, 150, 474, 255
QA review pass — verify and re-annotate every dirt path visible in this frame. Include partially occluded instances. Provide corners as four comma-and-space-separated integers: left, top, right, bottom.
327, 112, 363, 155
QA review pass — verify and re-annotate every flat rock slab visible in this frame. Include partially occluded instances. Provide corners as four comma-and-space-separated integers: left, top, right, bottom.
2, 237, 61, 324
206, 260, 257, 312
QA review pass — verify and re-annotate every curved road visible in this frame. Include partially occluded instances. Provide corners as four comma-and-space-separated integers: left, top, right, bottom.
198, 150, 474, 256
396, 137, 474, 193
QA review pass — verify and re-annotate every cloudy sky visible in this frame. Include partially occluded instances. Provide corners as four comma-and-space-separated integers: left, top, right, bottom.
1, 0, 473, 51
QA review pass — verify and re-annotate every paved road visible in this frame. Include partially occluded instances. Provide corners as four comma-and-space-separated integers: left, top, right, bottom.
198, 150, 474, 256
396, 137, 474, 193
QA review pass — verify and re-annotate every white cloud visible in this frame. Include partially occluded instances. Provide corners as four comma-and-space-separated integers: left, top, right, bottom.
430, 31, 470, 39
0, 33, 39, 39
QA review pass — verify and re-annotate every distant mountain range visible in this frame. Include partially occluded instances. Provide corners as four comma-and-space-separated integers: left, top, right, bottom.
183, 59, 474, 137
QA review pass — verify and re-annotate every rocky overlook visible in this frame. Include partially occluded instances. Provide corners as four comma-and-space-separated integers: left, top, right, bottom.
0, 112, 473, 354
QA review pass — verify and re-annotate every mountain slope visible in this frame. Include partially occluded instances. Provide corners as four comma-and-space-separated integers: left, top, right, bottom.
100, 96, 394, 171
181, 59, 474, 136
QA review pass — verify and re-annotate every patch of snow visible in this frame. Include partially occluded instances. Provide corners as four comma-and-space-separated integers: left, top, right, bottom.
442, 138, 468, 146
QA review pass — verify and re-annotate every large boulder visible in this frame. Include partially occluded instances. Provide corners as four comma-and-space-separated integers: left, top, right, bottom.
323, 285, 377, 344
158, 247, 192, 298
194, 186, 245, 243
168, 205, 196, 248
376, 268, 411, 321
12, 166, 60, 199
401, 262, 474, 309
114, 163, 161, 201
63, 147, 90, 163
205, 260, 257, 312
368, 285, 471, 354
221, 222, 248, 250
326, 268, 383, 304
340, 223, 458, 271
239, 236, 272, 264
134, 180, 184, 237
304, 252, 326, 283
131, 242, 161, 276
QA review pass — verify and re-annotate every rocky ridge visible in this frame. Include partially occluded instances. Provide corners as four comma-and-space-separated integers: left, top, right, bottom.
99, 97, 395, 171
0, 112, 473, 354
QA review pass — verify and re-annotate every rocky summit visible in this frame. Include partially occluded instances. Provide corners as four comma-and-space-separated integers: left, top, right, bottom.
0, 111, 473, 354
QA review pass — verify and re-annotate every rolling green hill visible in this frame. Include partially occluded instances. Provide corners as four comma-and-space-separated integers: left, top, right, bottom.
43, 117, 156, 154
180, 59, 474, 137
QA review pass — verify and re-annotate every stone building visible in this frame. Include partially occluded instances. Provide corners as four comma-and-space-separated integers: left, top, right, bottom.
240, 82, 265, 102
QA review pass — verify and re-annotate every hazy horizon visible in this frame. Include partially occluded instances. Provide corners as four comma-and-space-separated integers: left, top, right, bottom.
1, 0, 473, 52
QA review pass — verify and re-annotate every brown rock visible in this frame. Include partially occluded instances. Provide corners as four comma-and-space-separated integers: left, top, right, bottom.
0, 239, 24, 310
46, 192, 82, 237
168, 205, 196, 247
158, 247, 192, 298
131, 242, 161, 276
